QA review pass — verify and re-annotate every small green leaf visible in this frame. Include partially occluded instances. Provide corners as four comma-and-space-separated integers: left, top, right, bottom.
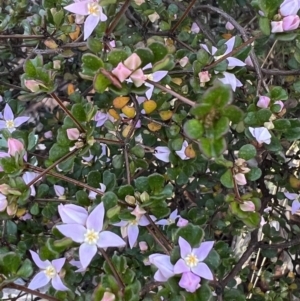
222, 105, 244, 123
270, 86, 288, 101
82, 53, 104, 71
112, 154, 124, 169
87, 37, 103, 53
183, 119, 204, 139
148, 173, 165, 193
94, 73, 111, 93
103, 170, 116, 191
107, 49, 128, 66
257, 108, 272, 123
239, 144, 257, 160
131, 145, 145, 158
102, 191, 118, 211
152, 54, 175, 72
118, 185, 135, 199
49, 144, 69, 161
148, 42, 168, 61
220, 169, 234, 188
17, 259, 33, 278
201, 84, 232, 107
134, 48, 154, 66
199, 137, 227, 158
174, 224, 204, 247
76, 190, 90, 206
247, 167, 262, 181
71, 103, 87, 122
213, 116, 229, 139
24, 59, 36, 77
259, 17, 271, 35
87, 171, 102, 188
134, 177, 149, 192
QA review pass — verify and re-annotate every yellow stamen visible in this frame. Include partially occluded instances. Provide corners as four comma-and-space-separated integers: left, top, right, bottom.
84, 228, 99, 245
184, 253, 199, 268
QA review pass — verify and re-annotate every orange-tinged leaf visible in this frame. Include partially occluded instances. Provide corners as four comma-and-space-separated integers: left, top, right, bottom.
222, 33, 232, 40
113, 96, 130, 109
147, 122, 161, 131
69, 25, 81, 40
122, 124, 134, 138
16, 208, 26, 218
143, 100, 157, 114
44, 38, 58, 49
185, 144, 196, 158
108, 109, 120, 120
67, 83, 75, 95
122, 106, 136, 118
159, 110, 173, 120
67, 15, 75, 23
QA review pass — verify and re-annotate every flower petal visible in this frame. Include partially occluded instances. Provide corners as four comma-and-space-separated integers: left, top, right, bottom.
138, 215, 151, 226
224, 36, 236, 54
128, 224, 139, 248
193, 241, 214, 261
192, 262, 213, 280
178, 237, 192, 258
51, 258, 66, 273
97, 231, 126, 248
149, 254, 175, 280
79, 242, 97, 269
179, 272, 200, 293
64, 1, 89, 15
99, 7, 107, 22
84, 14, 100, 40
30, 250, 51, 269
51, 275, 69, 291
56, 224, 86, 243
0, 120, 7, 130
226, 57, 246, 68
58, 204, 88, 225
284, 192, 298, 200
144, 83, 154, 100
155, 219, 168, 226
152, 71, 168, 82
174, 258, 190, 274
28, 271, 50, 290
86, 202, 105, 232
13, 116, 30, 127
3, 104, 14, 121
292, 200, 300, 214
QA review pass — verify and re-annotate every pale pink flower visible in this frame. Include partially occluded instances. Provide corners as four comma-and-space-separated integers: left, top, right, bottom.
240, 201, 255, 212
148, 254, 175, 281
154, 146, 170, 163
282, 15, 300, 31
249, 127, 271, 144
271, 21, 284, 33
280, 0, 300, 16
225, 21, 234, 30
198, 71, 211, 86
234, 173, 247, 185
179, 56, 189, 67
191, 22, 200, 34
139, 241, 148, 252
257, 96, 271, 108
177, 217, 189, 227
101, 292, 116, 301
67, 128, 80, 140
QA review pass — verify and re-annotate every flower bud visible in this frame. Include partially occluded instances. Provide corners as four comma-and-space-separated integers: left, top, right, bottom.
271, 21, 284, 33
139, 241, 148, 252
225, 21, 234, 30
101, 292, 116, 301
125, 195, 136, 205
240, 200, 255, 212
177, 217, 189, 227
234, 173, 247, 185
112, 62, 131, 82
8, 138, 24, 157
140, 191, 149, 203
283, 15, 300, 31
198, 71, 211, 86
44, 131, 53, 139
67, 128, 80, 141
257, 96, 270, 108
0, 184, 10, 195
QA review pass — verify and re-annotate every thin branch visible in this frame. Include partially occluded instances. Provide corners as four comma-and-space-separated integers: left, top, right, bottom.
2, 283, 60, 301
49, 93, 85, 133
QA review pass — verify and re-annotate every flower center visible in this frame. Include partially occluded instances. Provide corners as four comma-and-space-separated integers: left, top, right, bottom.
129, 219, 138, 226
44, 265, 56, 278
6, 120, 15, 129
146, 74, 153, 80
184, 253, 199, 268
87, 2, 100, 16
84, 228, 99, 245
167, 218, 174, 225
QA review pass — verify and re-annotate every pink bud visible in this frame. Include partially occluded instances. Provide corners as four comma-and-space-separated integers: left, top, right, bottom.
257, 96, 270, 108
245, 56, 254, 67
139, 241, 148, 251
274, 100, 284, 111
101, 292, 115, 301
280, 0, 299, 17
177, 217, 188, 227
67, 128, 80, 140
179, 56, 189, 67
130, 68, 146, 87
240, 201, 255, 212
198, 71, 211, 83
191, 22, 200, 34
0, 193, 7, 211
225, 21, 234, 30
283, 15, 300, 31
8, 138, 24, 156
112, 62, 132, 82
271, 21, 284, 33
44, 131, 53, 139
234, 173, 247, 185
124, 53, 142, 71
24, 80, 40, 92
20, 212, 32, 221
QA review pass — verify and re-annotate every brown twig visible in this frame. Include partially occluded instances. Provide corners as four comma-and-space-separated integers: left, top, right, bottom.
49, 93, 85, 133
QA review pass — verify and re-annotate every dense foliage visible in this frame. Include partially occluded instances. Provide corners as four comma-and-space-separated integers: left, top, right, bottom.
1, 0, 300, 300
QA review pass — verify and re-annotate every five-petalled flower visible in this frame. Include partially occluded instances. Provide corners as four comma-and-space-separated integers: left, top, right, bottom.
174, 237, 214, 293
64, 0, 107, 40
0, 104, 29, 133
56, 202, 126, 269
284, 192, 300, 214
28, 250, 69, 291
